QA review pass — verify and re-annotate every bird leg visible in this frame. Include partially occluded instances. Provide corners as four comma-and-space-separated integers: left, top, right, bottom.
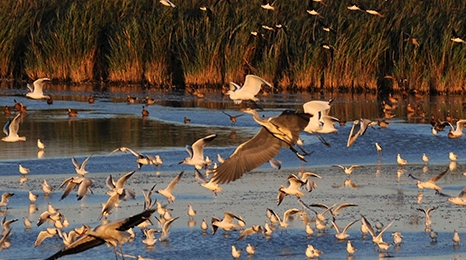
316, 134, 331, 147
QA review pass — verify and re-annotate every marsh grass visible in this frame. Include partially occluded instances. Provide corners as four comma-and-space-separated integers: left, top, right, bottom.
1, 0, 466, 93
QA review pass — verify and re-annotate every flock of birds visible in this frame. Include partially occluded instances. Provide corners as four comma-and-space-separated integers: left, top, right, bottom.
1, 75, 466, 259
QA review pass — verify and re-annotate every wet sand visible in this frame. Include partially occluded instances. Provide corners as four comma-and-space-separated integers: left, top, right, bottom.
2, 162, 466, 259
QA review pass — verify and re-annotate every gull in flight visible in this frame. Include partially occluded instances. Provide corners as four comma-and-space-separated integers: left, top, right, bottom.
26, 78, 51, 100
277, 174, 307, 206
222, 111, 244, 125
305, 202, 358, 217
35, 228, 59, 247
59, 176, 93, 201
155, 171, 184, 203
72, 154, 93, 175
452, 29, 466, 44
437, 186, 466, 206
446, 119, 466, 138
266, 208, 300, 230
179, 134, 217, 170
212, 109, 311, 184
112, 147, 162, 169
261, 0, 275, 10
333, 165, 362, 175
227, 74, 271, 105
237, 225, 262, 240
211, 212, 242, 235
408, 167, 448, 191
417, 206, 438, 228
194, 169, 222, 195
160, 0, 176, 7
159, 217, 179, 241
142, 229, 158, 247
302, 100, 338, 147
347, 118, 373, 148
2, 113, 26, 142
106, 171, 136, 199
331, 219, 359, 240
46, 209, 155, 260
98, 189, 126, 220
361, 215, 394, 246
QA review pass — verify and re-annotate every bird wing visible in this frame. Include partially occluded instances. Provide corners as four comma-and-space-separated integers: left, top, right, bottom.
81, 154, 93, 169
212, 128, 282, 184
116, 171, 135, 189
333, 203, 358, 215
243, 75, 271, 96
126, 147, 142, 158
458, 186, 466, 198
359, 118, 372, 136
223, 211, 241, 223
161, 217, 179, 236
333, 165, 345, 170
429, 167, 448, 183
59, 178, 78, 201
2, 118, 11, 136
347, 120, 361, 148
165, 171, 184, 193
194, 169, 207, 183
342, 219, 359, 233
456, 119, 466, 132
416, 208, 427, 215
283, 208, 300, 222
106, 175, 116, 190
45, 234, 105, 260
301, 172, 322, 179
277, 189, 286, 206
115, 209, 156, 231
361, 215, 376, 238
426, 206, 438, 215
191, 134, 217, 161
229, 82, 241, 91
330, 220, 341, 233
77, 178, 93, 200
26, 83, 34, 93
307, 203, 330, 210
375, 220, 394, 240
71, 157, 81, 169
9, 113, 22, 136
407, 173, 422, 181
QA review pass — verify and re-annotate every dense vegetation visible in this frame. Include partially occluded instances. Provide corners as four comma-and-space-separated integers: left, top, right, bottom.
1, 0, 465, 93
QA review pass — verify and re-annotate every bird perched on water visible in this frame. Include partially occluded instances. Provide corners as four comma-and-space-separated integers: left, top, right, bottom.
212, 109, 311, 184
392, 231, 403, 245
226, 74, 271, 105
26, 78, 51, 100
346, 240, 356, 255
67, 108, 78, 117
453, 229, 461, 245
45, 209, 155, 260
2, 113, 26, 142
141, 106, 149, 117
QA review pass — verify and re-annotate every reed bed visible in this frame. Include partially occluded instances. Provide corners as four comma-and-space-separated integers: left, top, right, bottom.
0, 0, 465, 93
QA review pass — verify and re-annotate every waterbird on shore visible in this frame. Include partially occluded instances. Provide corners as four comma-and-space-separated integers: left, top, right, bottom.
19, 164, 30, 175
26, 78, 51, 100
42, 180, 53, 196
28, 191, 38, 203
88, 95, 94, 104
46, 209, 155, 260
126, 94, 137, 103
2, 113, 26, 142
422, 153, 429, 164
106, 171, 136, 198
449, 152, 459, 161
227, 74, 271, 105
37, 138, 46, 150
231, 245, 242, 259
392, 231, 403, 245
408, 167, 448, 191
397, 154, 408, 166
212, 109, 311, 184
246, 244, 256, 255
180, 134, 217, 170
72, 154, 93, 175
305, 244, 323, 258
155, 171, 184, 203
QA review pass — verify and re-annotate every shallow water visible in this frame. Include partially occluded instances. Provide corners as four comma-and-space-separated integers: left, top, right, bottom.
0, 87, 466, 259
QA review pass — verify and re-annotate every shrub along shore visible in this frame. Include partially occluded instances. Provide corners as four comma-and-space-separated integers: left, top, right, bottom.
1, 0, 465, 93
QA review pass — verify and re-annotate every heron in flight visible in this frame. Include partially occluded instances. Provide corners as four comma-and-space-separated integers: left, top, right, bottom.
212, 108, 312, 184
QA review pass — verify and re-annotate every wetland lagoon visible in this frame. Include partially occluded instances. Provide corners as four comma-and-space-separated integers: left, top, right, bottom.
1, 84, 466, 259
